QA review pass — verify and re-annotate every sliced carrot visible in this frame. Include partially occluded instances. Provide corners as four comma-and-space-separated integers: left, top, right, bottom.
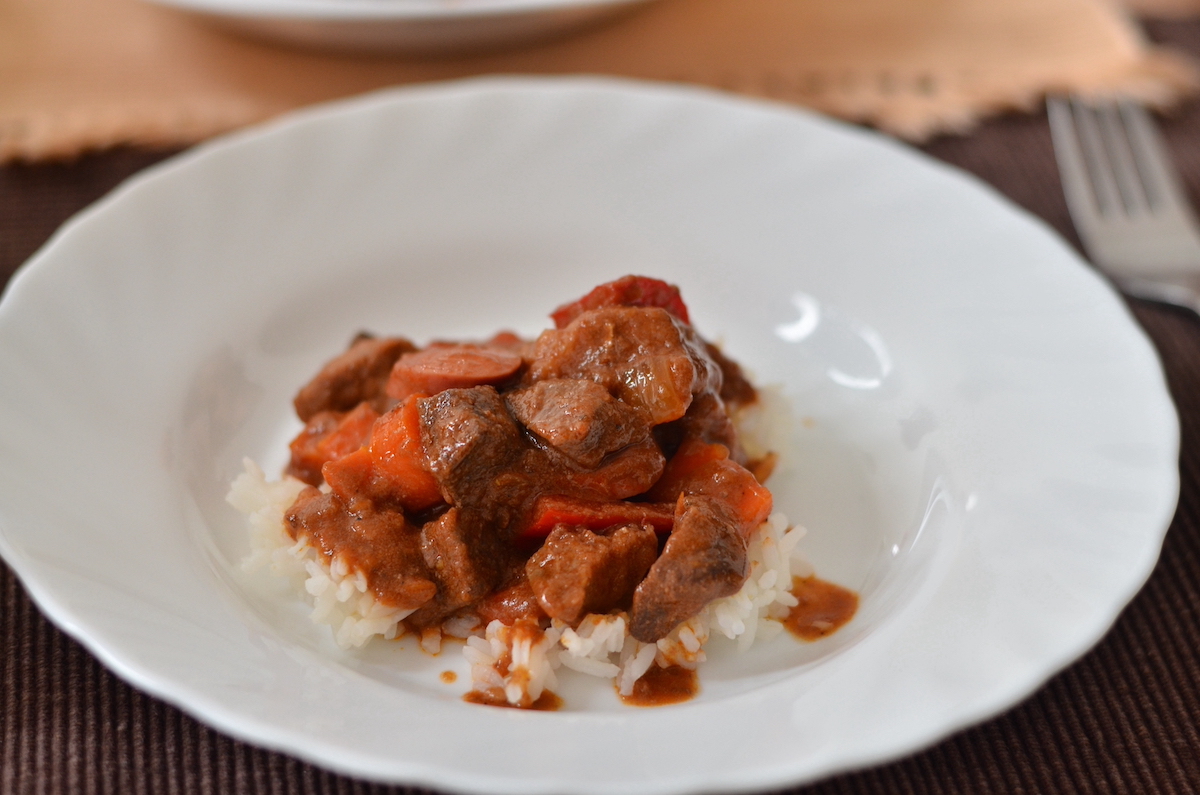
386, 345, 523, 401
322, 446, 377, 506
322, 396, 444, 512
367, 396, 443, 511
550, 275, 691, 329
642, 439, 730, 503
645, 438, 772, 537
286, 403, 379, 486
315, 402, 379, 460
517, 495, 676, 540
694, 459, 774, 536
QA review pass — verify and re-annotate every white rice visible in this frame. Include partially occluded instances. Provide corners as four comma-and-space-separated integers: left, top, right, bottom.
229, 459, 416, 649
227, 385, 810, 705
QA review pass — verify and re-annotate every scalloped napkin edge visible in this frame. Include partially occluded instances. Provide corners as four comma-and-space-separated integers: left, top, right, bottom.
0, 0, 1197, 162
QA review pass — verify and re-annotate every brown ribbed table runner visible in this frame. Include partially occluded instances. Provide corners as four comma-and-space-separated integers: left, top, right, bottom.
3, 18, 1200, 795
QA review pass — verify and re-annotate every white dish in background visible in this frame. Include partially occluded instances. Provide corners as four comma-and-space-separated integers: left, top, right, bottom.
0, 78, 1179, 793
146, 0, 656, 53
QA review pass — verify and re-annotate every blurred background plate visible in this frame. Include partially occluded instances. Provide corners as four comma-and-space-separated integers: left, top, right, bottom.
143, 0, 657, 54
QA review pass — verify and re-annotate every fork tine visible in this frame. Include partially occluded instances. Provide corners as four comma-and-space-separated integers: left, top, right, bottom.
1048, 97, 1104, 232
1119, 100, 1198, 220
1070, 98, 1126, 219
1095, 101, 1150, 215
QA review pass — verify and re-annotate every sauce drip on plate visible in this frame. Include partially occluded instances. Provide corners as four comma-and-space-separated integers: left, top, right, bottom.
463, 689, 563, 711
784, 576, 858, 640
618, 665, 698, 707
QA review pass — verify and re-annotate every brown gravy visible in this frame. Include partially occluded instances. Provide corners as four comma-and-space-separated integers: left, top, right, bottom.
463, 688, 563, 711
784, 576, 858, 640
617, 665, 698, 707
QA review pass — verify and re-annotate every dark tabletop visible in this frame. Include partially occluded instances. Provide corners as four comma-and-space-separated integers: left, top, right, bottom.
3, 19, 1200, 795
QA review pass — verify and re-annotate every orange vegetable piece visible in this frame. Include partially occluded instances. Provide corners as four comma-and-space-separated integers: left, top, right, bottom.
518, 495, 676, 540
369, 396, 444, 510
322, 446, 377, 506
646, 438, 772, 537
286, 403, 379, 486
322, 396, 444, 512
643, 439, 730, 503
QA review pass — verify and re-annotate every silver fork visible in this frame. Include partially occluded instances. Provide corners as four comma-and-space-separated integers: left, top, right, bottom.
1048, 96, 1200, 312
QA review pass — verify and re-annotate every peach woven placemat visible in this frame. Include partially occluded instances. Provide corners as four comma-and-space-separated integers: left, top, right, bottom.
1, 0, 1196, 161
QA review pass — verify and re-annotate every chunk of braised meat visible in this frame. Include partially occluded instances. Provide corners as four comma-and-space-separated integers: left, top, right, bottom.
419, 385, 665, 526
541, 436, 665, 503
703, 341, 758, 410
655, 392, 746, 465
629, 496, 748, 642
526, 523, 658, 624
418, 386, 531, 526
505, 379, 651, 468
550, 275, 691, 329
629, 440, 774, 641
387, 345, 524, 403
643, 440, 773, 529
285, 487, 437, 611
293, 335, 416, 422
528, 306, 721, 426
406, 507, 506, 628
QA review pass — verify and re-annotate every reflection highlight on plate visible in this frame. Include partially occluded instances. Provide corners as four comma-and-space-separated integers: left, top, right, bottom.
776, 292, 893, 390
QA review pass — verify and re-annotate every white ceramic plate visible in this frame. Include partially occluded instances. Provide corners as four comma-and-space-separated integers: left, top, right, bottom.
147, 0, 656, 53
0, 78, 1179, 793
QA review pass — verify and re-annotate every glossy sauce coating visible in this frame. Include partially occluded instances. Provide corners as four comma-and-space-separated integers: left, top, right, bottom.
784, 576, 858, 640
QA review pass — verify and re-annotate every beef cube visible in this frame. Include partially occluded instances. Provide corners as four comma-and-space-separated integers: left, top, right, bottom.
527, 307, 721, 426
506, 378, 651, 468
418, 386, 528, 520
526, 523, 658, 624
551, 437, 665, 502
629, 495, 748, 642
659, 391, 746, 464
704, 341, 758, 409
419, 508, 498, 606
294, 335, 416, 421
285, 487, 437, 611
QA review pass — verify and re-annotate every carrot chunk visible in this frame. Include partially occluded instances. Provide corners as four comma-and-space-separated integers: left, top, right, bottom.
322, 446, 377, 506
286, 402, 380, 486
645, 439, 772, 537
386, 345, 523, 401
550, 275, 691, 329
322, 396, 444, 512
643, 439, 730, 503
518, 495, 676, 540
369, 396, 444, 511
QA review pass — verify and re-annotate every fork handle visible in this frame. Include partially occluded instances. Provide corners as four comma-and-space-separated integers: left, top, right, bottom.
1117, 272, 1200, 316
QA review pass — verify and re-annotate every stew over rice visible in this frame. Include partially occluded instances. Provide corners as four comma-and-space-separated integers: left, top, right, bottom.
264, 276, 854, 707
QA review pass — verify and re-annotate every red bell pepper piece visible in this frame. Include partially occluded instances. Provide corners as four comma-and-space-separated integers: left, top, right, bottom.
518, 495, 676, 540
550, 275, 691, 329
